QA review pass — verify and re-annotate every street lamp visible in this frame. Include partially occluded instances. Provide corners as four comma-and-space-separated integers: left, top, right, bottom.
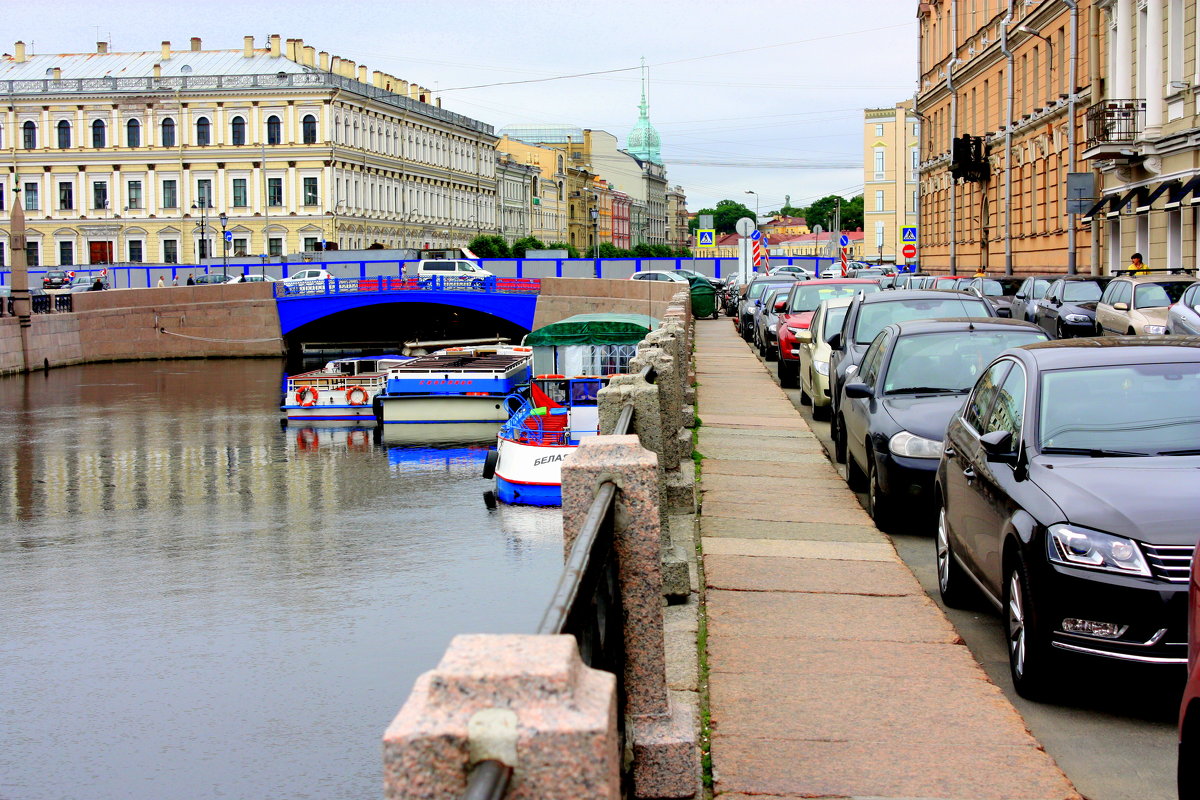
191, 201, 210, 266
219, 212, 229, 277
590, 206, 599, 260
744, 190, 759, 228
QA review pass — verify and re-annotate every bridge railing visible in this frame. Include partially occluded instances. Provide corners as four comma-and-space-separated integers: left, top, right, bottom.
271, 275, 542, 299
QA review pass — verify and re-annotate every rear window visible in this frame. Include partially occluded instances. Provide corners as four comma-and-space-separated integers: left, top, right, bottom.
1134, 281, 1188, 309
853, 297, 993, 344
1062, 281, 1103, 302
748, 281, 793, 299
788, 282, 880, 312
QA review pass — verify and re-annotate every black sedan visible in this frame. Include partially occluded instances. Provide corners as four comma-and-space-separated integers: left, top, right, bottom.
827, 289, 998, 463
935, 337, 1200, 700
1033, 276, 1110, 339
839, 318, 1048, 529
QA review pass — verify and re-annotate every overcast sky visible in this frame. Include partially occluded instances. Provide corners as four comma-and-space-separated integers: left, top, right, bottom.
16, 0, 918, 215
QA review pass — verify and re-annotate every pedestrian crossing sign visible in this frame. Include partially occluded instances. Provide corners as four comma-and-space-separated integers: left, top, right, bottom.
901, 227, 918, 243
697, 229, 716, 248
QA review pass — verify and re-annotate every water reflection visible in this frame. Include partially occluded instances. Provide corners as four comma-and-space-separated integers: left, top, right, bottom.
0, 360, 563, 800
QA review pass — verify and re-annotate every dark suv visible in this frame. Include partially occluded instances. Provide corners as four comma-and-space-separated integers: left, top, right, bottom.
42, 270, 71, 289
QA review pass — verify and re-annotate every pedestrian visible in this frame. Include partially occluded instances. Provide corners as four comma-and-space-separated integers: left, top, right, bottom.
974, 266, 987, 277
186, 273, 195, 286
88, 278, 104, 291
1129, 252, 1149, 275
172, 275, 178, 286
156, 275, 165, 288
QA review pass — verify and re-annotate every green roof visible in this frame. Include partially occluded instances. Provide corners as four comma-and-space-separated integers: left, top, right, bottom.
524, 313, 659, 346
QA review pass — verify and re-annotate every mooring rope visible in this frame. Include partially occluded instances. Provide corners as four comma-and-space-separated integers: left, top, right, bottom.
158, 327, 281, 343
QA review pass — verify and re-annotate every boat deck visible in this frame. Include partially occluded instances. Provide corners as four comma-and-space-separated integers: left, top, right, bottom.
388, 352, 530, 374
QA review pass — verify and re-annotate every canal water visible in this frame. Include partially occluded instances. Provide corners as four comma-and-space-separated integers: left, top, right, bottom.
0, 359, 565, 800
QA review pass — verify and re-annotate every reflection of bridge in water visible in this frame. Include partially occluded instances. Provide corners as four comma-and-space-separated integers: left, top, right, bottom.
272, 275, 541, 335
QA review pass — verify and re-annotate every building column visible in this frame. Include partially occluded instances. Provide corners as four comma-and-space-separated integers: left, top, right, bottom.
1144, 0, 1165, 137
1115, 0, 1134, 98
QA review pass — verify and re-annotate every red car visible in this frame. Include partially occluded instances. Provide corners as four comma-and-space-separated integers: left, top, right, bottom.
1179, 539, 1200, 796
776, 279, 880, 387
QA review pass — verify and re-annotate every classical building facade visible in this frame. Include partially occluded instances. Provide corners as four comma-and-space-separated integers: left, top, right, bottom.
1081, 0, 1200, 274
494, 135, 567, 245
495, 152, 536, 244
917, 0, 1099, 274
665, 184, 688, 249
864, 102, 920, 265
0, 35, 498, 267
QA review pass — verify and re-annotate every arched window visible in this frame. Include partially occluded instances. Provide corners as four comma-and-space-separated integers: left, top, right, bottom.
230, 116, 245, 146
266, 115, 281, 145
161, 118, 175, 147
195, 116, 211, 146
302, 114, 317, 144
92, 119, 106, 148
57, 120, 71, 149
23, 120, 38, 149
126, 118, 140, 147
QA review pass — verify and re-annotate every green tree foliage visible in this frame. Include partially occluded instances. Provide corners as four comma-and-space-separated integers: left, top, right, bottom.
791, 194, 865, 232
687, 199, 756, 233
841, 195, 865, 231
545, 241, 581, 259
511, 236, 545, 258
597, 242, 627, 258
467, 235, 511, 258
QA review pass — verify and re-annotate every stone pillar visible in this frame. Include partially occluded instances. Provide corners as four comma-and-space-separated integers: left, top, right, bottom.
1115, 0, 1134, 100
561, 436, 698, 798
1144, 0, 1165, 138
383, 634, 619, 799
9, 188, 33, 372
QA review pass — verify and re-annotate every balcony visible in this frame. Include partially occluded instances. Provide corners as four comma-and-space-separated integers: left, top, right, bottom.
1083, 99, 1146, 159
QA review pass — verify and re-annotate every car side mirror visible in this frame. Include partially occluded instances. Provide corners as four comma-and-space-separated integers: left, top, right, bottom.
1113, 301, 1129, 311
774, 299, 786, 311
843, 382, 871, 399
827, 332, 842, 350
755, 299, 762, 307
980, 429, 1016, 462
996, 307, 1012, 318
1015, 293, 1026, 300
797, 330, 813, 344
1052, 297, 1062, 306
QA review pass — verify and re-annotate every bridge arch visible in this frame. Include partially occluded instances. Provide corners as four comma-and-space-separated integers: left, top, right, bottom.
276, 290, 538, 336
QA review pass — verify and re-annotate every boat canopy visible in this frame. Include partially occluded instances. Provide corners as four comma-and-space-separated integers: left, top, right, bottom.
523, 313, 659, 347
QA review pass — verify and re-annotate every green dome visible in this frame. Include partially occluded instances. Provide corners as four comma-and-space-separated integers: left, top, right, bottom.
626, 70, 662, 165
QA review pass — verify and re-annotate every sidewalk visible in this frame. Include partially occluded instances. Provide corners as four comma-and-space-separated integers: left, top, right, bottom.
694, 320, 1079, 800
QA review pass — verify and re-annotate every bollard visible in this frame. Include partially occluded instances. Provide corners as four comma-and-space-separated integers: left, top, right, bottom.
383, 634, 619, 799
561, 436, 698, 798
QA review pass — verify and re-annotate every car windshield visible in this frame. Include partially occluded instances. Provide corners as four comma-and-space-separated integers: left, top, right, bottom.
1062, 281, 1103, 302
853, 297, 992, 344
1030, 279, 1052, 298
748, 281, 793, 299
1134, 281, 1188, 309
1039, 362, 1200, 454
980, 278, 1022, 296
788, 282, 879, 312
822, 306, 849, 341
883, 329, 1048, 394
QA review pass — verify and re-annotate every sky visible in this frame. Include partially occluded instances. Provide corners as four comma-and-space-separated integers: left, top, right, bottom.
14, 0, 918, 215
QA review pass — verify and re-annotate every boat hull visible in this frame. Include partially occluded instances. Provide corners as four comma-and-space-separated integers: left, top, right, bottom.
283, 404, 376, 423
493, 437, 572, 507
378, 394, 508, 424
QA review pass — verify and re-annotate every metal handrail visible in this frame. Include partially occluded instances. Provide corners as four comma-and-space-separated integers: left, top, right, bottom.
461, 760, 512, 800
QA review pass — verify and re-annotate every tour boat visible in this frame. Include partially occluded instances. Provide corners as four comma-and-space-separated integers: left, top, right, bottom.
487, 314, 657, 507
373, 345, 533, 428
282, 354, 412, 424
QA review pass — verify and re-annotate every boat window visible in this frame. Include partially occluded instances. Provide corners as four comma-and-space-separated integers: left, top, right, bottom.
537, 379, 569, 405
570, 380, 602, 406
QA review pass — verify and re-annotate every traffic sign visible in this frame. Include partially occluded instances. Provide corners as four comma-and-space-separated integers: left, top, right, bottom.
901, 227, 918, 243
839, 234, 849, 248
224, 230, 233, 242
750, 229, 762, 241
902, 244, 917, 259
735, 217, 756, 236
697, 229, 716, 248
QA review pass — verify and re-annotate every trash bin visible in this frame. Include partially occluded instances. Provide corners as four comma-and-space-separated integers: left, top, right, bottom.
686, 276, 719, 319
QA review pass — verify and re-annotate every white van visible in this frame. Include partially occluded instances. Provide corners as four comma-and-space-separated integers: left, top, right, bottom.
415, 259, 494, 288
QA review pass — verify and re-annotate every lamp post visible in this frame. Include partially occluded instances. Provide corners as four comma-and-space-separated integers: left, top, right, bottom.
219, 212, 228, 277
191, 201, 210, 266
744, 190, 759, 228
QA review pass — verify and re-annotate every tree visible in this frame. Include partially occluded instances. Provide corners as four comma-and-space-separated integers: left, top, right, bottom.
511, 236, 545, 258
673, 245, 693, 257
841, 195, 864, 232
801, 194, 865, 232
467, 235, 510, 258
598, 242, 631, 258
631, 242, 656, 257
687, 198, 756, 234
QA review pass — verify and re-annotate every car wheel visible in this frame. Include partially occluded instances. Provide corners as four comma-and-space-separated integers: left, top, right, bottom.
1181, 704, 1200, 800
867, 457, 894, 530
778, 359, 798, 389
798, 369, 811, 404
811, 399, 829, 421
935, 504, 974, 608
471, 278, 484, 289
832, 414, 847, 463
764, 341, 776, 362
712, 308, 720, 320
1127, 328, 1136, 336
1004, 556, 1055, 701
1056, 322, 1067, 340
846, 446, 867, 491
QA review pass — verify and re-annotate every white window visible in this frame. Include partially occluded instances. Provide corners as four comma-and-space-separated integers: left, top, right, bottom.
875, 190, 885, 211
875, 221, 885, 249
875, 123, 884, 137
873, 147, 885, 177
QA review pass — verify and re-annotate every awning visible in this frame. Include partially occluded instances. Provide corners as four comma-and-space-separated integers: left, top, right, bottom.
523, 313, 659, 347
1171, 175, 1200, 207
1111, 185, 1149, 217
1080, 193, 1121, 224
1136, 179, 1181, 212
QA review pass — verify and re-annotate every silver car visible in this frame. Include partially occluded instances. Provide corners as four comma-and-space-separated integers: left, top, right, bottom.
1167, 281, 1200, 334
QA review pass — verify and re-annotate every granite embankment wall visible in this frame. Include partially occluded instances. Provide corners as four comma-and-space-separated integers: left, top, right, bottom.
0, 283, 283, 376
533, 278, 680, 329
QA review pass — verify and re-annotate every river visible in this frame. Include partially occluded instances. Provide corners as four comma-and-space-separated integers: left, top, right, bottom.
0, 359, 565, 800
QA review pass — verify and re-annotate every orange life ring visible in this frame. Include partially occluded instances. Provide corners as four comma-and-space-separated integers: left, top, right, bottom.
345, 385, 370, 406
296, 386, 319, 407
297, 428, 318, 450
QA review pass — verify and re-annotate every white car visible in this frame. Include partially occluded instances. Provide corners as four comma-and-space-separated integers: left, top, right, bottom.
415, 260, 494, 288
629, 270, 689, 283
279, 268, 334, 295
768, 265, 811, 279
229, 273, 276, 283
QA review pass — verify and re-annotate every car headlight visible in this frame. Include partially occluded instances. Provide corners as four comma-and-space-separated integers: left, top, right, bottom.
1046, 524, 1150, 576
1063, 313, 1091, 323
888, 431, 943, 458
787, 326, 803, 335
768, 323, 778, 333
814, 360, 829, 375
1143, 325, 1167, 335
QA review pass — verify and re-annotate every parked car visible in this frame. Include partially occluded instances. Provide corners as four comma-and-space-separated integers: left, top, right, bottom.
1033, 276, 1110, 339
1180, 538, 1200, 796
737, 277, 799, 341
1096, 272, 1193, 335
828, 289, 998, 463
416, 260, 494, 288
1167, 281, 1200, 334
228, 273, 276, 283
967, 277, 1023, 318
893, 273, 928, 290
839, 318, 1048, 528
193, 273, 234, 285
68, 275, 110, 292
42, 270, 72, 289
751, 287, 788, 360
1010, 275, 1059, 322
768, 265, 812, 279
794, 296, 853, 419
776, 279, 881, 388
629, 270, 689, 284
936, 337, 1200, 700
278, 268, 333, 295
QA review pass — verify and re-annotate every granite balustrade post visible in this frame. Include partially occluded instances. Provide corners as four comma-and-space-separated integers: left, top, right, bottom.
383, 634, 619, 799
560, 436, 699, 798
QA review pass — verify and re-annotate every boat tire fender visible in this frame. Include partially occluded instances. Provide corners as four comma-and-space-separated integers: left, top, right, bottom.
482, 449, 499, 479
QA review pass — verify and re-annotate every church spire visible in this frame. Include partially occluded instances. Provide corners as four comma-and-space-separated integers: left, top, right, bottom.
626, 55, 662, 164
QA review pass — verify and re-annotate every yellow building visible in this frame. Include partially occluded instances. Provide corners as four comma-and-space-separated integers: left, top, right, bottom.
863, 103, 919, 265
495, 135, 568, 245
0, 35, 499, 267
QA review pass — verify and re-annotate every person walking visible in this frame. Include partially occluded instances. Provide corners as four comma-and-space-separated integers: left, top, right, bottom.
1129, 253, 1150, 275
172, 275, 178, 286
186, 274, 195, 286
156, 275, 165, 288
974, 266, 987, 278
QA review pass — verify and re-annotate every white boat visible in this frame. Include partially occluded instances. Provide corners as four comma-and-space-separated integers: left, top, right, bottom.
375, 345, 533, 428
282, 354, 411, 424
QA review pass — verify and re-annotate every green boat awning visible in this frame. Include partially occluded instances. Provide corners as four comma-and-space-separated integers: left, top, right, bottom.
524, 313, 659, 346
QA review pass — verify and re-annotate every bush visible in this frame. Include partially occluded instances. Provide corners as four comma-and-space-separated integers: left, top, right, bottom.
511, 236, 546, 258
545, 241, 581, 259
467, 235, 511, 258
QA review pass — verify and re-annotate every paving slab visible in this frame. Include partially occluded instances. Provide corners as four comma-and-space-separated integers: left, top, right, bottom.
701, 537, 896, 562
703, 499, 875, 526
699, 516, 887, 543
704, 554, 924, 596
701, 458, 842, 480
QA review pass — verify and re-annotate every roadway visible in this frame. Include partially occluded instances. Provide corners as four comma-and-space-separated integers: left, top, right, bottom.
740, 329, 1183, 800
